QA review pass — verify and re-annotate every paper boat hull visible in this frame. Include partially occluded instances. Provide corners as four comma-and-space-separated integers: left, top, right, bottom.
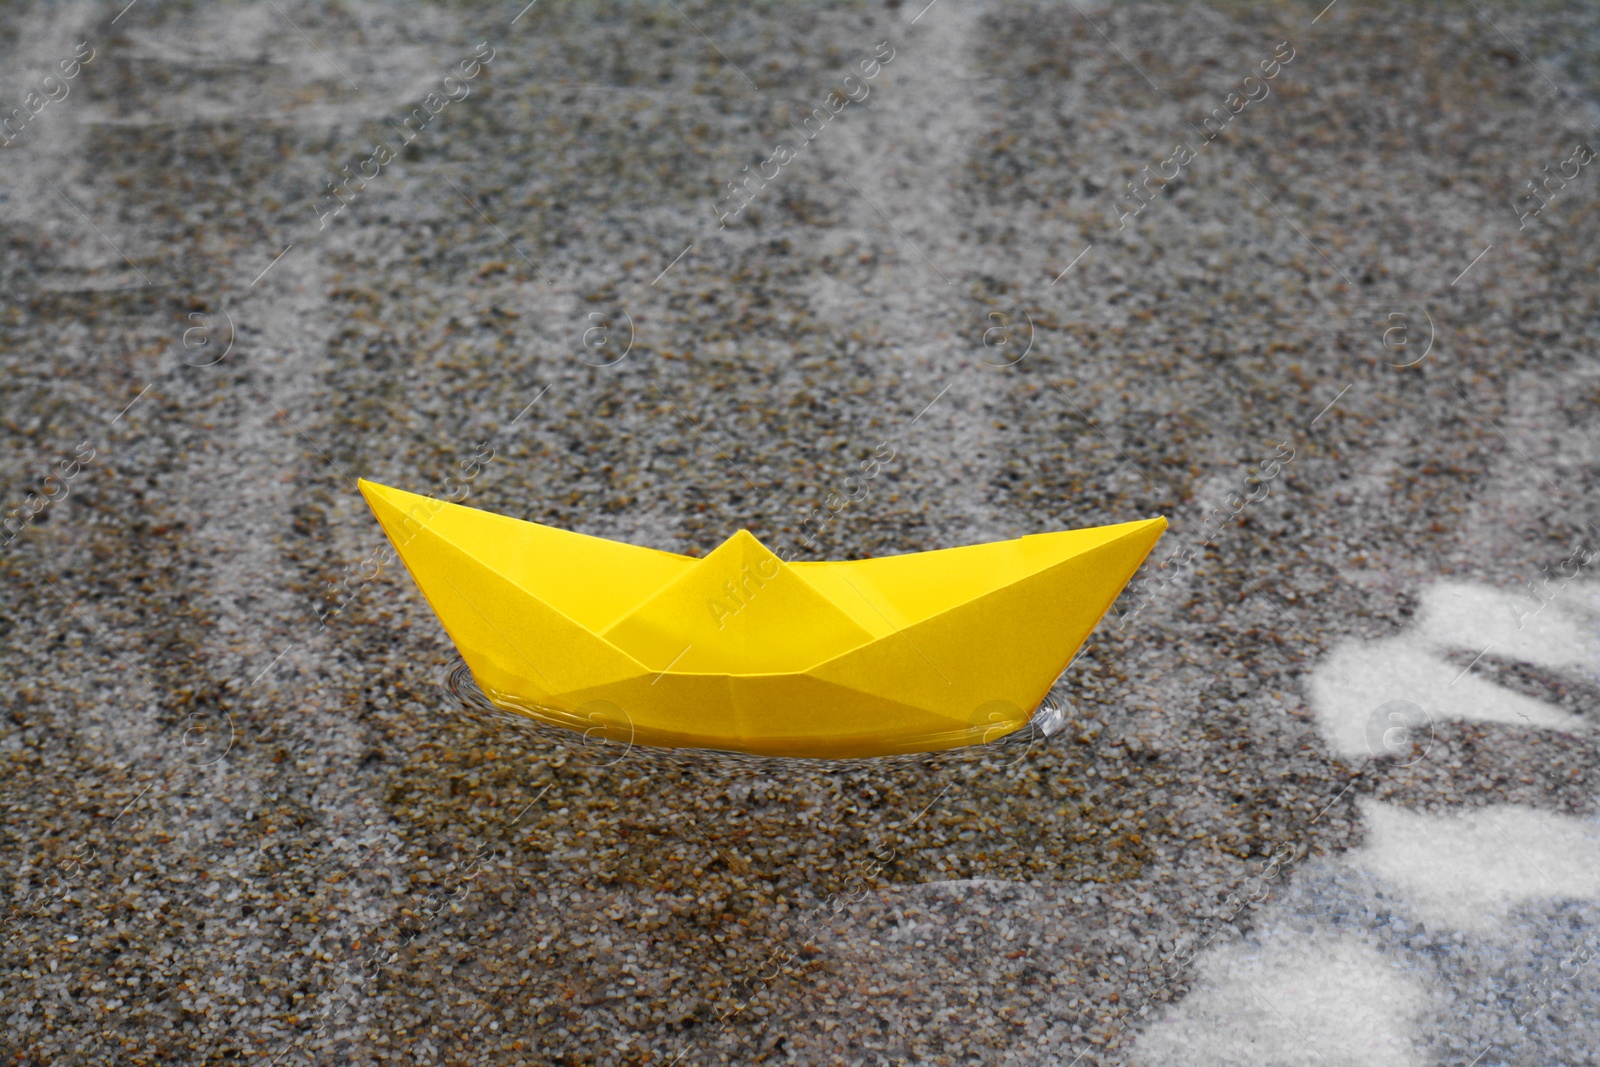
360, 480, 1165, 758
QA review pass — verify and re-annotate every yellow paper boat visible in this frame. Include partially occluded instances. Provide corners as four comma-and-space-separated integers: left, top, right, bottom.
360, 479, 1165, 758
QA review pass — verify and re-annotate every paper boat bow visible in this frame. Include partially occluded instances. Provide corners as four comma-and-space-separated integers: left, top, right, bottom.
361, 480, 1165, 758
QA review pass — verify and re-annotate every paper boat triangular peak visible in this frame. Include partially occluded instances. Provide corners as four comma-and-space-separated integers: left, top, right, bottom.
359, 479, 1166, 758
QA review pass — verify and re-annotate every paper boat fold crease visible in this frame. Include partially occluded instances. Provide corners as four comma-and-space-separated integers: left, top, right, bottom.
360, 480, 1166, 758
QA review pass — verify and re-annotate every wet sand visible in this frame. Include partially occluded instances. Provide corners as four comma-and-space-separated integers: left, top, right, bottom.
3, 1, 1599, 1064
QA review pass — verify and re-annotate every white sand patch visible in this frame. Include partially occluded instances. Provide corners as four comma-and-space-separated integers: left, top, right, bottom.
1144, 577, 1600, 1064
1414, 581, 1599, 673
1351, 799, 1600, 934
1309, 635, 1586, 758
913, 877, 1029, 893
794, 0, 1013, 547
1130, 931, 1426, 1067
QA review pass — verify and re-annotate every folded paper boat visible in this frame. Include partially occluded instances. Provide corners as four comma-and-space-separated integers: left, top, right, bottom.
360, 479, 1166, 758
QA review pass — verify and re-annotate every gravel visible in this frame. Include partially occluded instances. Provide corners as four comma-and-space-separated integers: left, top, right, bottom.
2, 0, 1599, 1064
